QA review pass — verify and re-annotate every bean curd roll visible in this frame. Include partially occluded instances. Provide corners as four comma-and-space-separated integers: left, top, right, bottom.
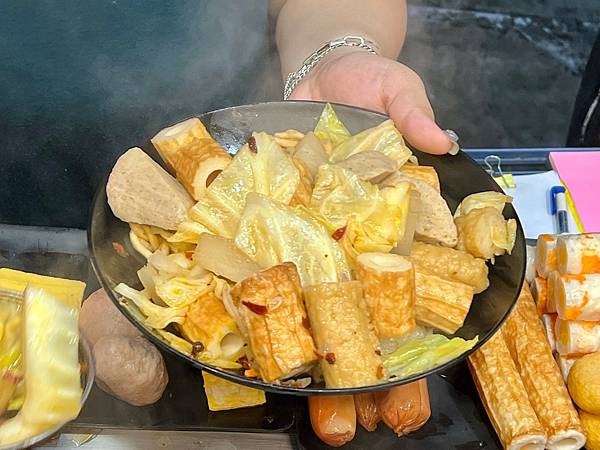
468, 332, 547, 450
151, 117, 232, 200
231, 263, 317, 382
356, 253, 416, 338
554, 273, 600, 321
555, 318, 600, 356
503, 285, 585, 450
536, 234, 557, 278
179, 291, 245, 361
557, 233, 600, 275
409, 241, 489, 294
414, 271, 474, 334
304, 281, 385, 388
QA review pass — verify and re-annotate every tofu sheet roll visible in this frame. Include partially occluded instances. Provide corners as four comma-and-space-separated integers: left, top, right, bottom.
557, 233, 600, 275
503, 285, 585, 450
535, 234, 557, 278
304, 281, 385, 388
151, 117, 232, 200
179, 291, 244, 361
468, 332, 547, 450
409, 241, 489, 293
554, 273, 600, 321
231, 262, 317, 382
555, 318, 600, 356
356, 252, 416, 338
414, 271, 474, 334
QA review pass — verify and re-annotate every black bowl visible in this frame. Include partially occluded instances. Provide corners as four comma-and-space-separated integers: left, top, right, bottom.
88, 101, 525, 395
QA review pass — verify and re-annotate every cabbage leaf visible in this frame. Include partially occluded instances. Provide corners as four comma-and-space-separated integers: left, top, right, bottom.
329, 119, 412, 166
235, 193, 351, 286
314, 103, 351, 150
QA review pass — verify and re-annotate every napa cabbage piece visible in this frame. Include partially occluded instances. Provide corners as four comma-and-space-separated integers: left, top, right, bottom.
171, 132, 300, 241
0, 287, 82, 447
234, 193, 351, 286
0, 296, 22, 415
383, 334, 478, 378
314, 103, 351, 150
115, 283, 187, 329
329, 119, 412, 166
309, 165, 411, 262
454, 191, 513, 218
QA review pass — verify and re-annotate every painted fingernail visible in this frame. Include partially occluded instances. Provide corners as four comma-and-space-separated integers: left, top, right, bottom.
444, 129, 460, 155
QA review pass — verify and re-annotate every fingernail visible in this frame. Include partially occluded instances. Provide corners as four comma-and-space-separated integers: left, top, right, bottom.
444, 129, 460, 155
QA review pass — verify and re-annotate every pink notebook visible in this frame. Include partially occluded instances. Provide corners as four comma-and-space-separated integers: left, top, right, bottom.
550, 151, 600, 232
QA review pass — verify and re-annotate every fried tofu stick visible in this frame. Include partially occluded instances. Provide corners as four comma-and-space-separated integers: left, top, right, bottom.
468, 332, 547, 450
502, 285, 585, 450
356, 253, 416, 338
231, 263, 316, 382
304, 281, 384, 388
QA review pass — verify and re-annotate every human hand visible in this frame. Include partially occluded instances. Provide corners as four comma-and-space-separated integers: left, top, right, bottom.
288, 49, 456, 155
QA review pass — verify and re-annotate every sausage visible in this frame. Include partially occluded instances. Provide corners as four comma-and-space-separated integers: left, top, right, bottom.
354, 392, 380, 432
374, 379, 431, 436
308, 395, 356, 447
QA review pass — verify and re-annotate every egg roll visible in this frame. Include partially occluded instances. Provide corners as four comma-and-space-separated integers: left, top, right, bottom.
304, 281, 384, 388
468, 331, 547, 450
557, 233, 600, 275
179, 291, 244, 361
536, 234, 558, 278
554, 273, 600, 321
503, 285, 585, 450
231, 263, 316, 382
531, 276, 548, 315
409, 241, 489, 293
356, 253, 416, 338
414, 271, 474, 334
555, 318, 600, 356
541, 314, 557, 352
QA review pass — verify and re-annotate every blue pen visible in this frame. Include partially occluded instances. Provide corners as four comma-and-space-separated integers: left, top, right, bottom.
550, 186, 569, 234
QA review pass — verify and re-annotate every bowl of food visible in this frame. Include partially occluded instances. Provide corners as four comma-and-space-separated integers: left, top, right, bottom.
0, 287, 95, 450
88, 101, 525, 395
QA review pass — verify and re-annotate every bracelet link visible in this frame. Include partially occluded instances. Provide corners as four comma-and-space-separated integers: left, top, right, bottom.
283, 35, 378, 100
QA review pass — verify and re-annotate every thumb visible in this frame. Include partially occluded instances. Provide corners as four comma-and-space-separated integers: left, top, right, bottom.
383, 65, 455, 155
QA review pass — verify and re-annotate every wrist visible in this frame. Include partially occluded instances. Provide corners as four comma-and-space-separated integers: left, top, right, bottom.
283, 36, 379, 100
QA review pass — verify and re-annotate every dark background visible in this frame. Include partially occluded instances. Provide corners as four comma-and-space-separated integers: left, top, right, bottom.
0, 0, 598, 229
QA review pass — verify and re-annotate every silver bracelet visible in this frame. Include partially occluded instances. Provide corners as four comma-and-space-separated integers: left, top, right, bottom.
283, 36, 378, 100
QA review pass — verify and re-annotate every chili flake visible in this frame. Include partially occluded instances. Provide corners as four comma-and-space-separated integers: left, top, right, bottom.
242, 301, 268, 315
236, 355, 251, 370
314, 350, 324, 360
331, 226, 347, 241
248, 136, 258, 153
325, 352, 336, 364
